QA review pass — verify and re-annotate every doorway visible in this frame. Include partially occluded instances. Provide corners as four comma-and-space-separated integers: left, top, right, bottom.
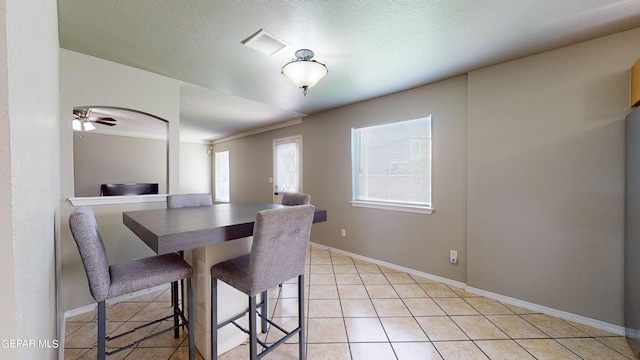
273, 135, 302, 203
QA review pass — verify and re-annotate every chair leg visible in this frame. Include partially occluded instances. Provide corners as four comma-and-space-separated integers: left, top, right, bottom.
249, 296, 258, 360
187, 278, 195, 360
97, 301, 106, 360
172, 281, 180, 338
298, 274, 306, 360
211, 277, 218, 360
181, 278, 185, 325
179, 250, 185, 331
261, 290, 268, 333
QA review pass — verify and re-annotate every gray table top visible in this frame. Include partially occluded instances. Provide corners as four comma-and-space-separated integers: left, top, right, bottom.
123, 202, 327, 254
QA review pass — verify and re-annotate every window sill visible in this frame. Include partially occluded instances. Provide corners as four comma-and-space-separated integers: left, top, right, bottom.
68, 194, 167, 206
350, 201, 434, 214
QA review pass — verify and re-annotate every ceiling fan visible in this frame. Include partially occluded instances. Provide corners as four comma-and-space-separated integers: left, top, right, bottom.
72, 108, 117, 131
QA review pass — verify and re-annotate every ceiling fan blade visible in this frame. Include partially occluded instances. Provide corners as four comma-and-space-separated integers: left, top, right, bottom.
93, 117, 116, 122
94, 120, 117, 126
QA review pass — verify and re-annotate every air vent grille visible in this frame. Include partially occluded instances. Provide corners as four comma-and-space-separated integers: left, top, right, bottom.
241, 29, 288, 56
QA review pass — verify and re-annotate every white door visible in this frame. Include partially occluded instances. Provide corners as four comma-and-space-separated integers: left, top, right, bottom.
273, 135, 302, 203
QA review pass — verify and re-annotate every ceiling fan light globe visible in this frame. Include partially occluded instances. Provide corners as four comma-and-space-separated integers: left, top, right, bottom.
282, 60, 328, 89
84, 122, 96, 131
72, 119, 82, 131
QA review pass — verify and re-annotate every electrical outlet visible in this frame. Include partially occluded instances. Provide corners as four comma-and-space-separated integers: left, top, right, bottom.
341, 229, 346, 237
450, 250, 458, 264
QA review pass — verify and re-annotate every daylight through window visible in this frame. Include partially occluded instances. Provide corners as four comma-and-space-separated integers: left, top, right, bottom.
351, 116, 432, 213
215, 150, 230, 202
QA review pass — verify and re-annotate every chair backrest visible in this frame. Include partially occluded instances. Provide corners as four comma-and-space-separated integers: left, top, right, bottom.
281, 192, 311, 206
69, 207, 111, 302
248, 204, 315, 295
167, 193, 213, 208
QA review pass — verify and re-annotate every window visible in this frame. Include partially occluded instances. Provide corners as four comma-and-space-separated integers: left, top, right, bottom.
351, 116, 432, 214
215, 151, 230, 202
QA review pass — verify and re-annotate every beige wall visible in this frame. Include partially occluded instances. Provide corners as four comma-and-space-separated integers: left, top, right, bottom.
213, 124, 303, 203
213, 28, 640, 327
73, 132, 167, 197
467, 28, 640, 326
60, 49, 181, 196
60, 50, 182, 310
214, 75, 469, 283
304, 76, 469, 282
60, 50, 214, 311
180, 141, 212, 194
0, 0, 60, 359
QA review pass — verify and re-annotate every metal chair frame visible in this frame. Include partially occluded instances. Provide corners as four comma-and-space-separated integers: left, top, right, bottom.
211, 276, 306, 360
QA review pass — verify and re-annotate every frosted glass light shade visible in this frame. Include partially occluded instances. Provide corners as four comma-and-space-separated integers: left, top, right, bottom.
72, 119, 95, 131
281, 60, 328, 89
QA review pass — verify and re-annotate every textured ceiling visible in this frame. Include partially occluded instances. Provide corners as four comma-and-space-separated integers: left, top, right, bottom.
58, 0, 640, 142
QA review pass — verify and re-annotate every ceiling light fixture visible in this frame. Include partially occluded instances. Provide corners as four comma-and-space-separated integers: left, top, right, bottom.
281, 49, 328, 96
72, 108, 117, 132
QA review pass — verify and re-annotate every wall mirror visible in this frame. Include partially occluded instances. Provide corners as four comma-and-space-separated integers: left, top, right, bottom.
72, 106, 168, 198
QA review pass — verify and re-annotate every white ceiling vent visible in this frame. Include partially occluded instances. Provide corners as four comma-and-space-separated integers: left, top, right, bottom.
241, 29, 288, 56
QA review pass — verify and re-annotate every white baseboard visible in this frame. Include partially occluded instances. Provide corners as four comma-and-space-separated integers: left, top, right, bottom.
626, 327, 640, 339
309, 242, 466, 289
309, 242, 627, 337
58, 318, 66, 360
465, 286, 626, 336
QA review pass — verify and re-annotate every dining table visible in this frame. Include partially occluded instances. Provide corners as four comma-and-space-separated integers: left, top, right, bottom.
122, 202, 327, 359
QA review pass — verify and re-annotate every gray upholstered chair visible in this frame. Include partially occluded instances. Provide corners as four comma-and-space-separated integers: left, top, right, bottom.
69, 207, 195, 360
167, 192, 213, 208
210, 204, 315, 360
167, 192, 213, 313
281, 192, 311, 206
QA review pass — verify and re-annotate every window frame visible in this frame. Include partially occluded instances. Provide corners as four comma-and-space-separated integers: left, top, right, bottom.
350, 115, 433, 215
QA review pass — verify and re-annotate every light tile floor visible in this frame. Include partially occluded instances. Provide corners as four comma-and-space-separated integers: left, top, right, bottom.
64, 247, 636, 360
